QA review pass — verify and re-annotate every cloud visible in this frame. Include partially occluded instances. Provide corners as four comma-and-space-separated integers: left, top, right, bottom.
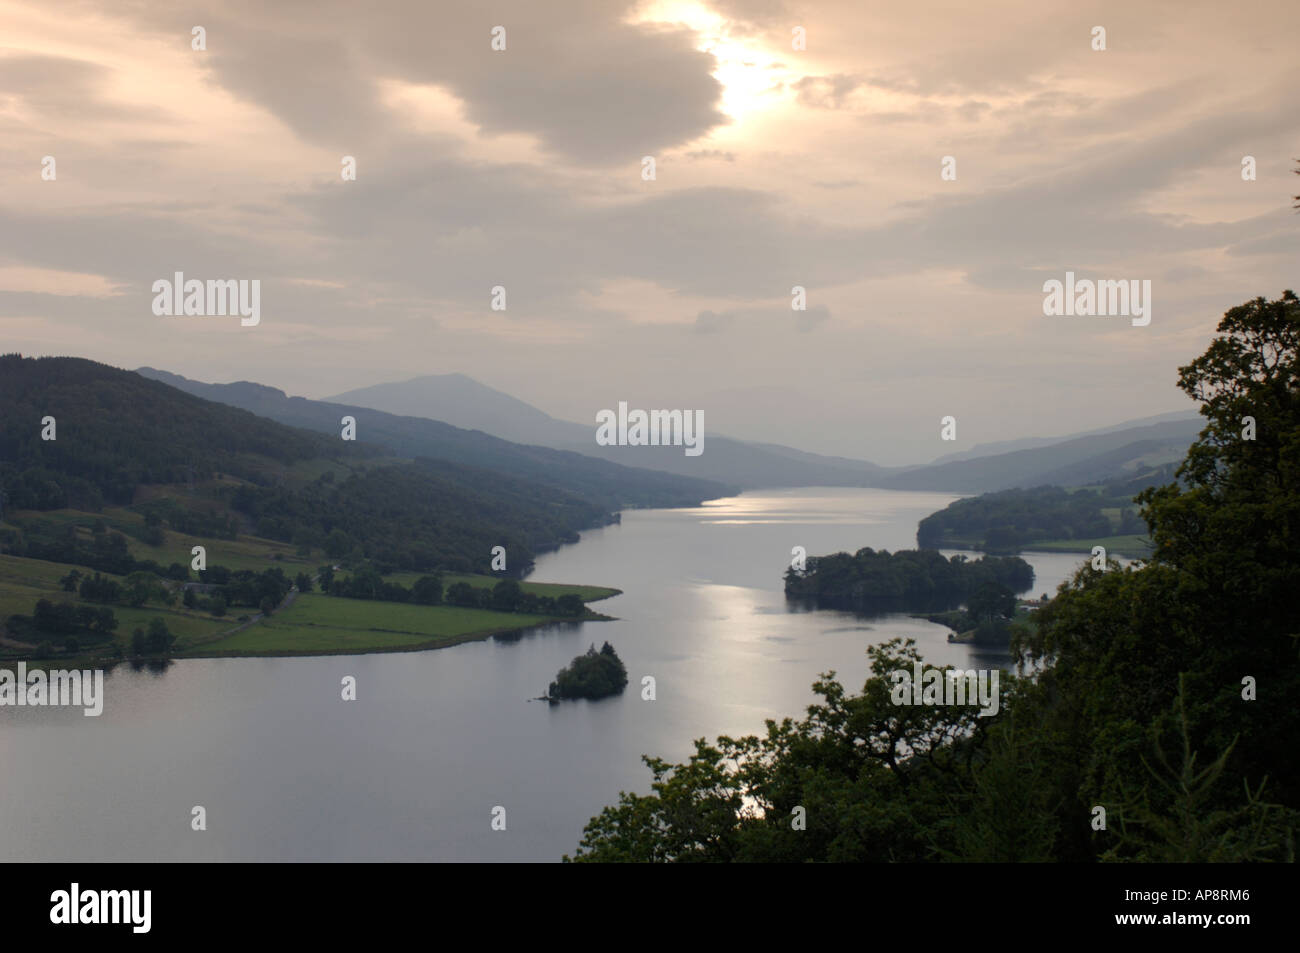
3, 0, 1298, 462
791, 73, 865, 108
95, 0, 729, 164
0, 52, 163, 121
694, 308, 735, 333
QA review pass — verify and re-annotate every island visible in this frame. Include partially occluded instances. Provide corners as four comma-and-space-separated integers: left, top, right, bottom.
784, 547, 1033, 613
546, 642, 628, 701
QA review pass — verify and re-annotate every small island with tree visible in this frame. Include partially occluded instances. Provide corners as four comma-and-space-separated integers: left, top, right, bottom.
546, 642, 628, 702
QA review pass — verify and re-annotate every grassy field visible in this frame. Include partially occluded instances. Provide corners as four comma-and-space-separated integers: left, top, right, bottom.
0, 552, 236, 656
11, 506, 311, 573
1021, 534, 1152, 558
124, 530, 308, 573
384, 571, 620, 602
185, 593, 569, 656
2, 508, 617, 660
925, 534, 1152, 559
0, 552, 83, 623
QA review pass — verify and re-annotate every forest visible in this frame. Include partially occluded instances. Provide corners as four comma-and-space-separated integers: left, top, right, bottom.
0, 356, 629, 576
916, 481, 1157, 552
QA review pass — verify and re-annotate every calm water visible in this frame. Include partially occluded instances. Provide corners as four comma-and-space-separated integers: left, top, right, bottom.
0, 488, 1096, 862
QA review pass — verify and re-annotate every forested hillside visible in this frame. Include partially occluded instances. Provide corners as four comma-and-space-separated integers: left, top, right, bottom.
0, 356, 612, 576
136, 367, 735, 509
915, 473, 1169, 553
0, 354, 366, 510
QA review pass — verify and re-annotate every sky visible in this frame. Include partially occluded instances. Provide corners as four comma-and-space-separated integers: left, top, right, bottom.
1, 0, 1296, 465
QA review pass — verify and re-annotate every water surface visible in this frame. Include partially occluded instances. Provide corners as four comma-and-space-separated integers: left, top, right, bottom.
0, 488, 1096, 862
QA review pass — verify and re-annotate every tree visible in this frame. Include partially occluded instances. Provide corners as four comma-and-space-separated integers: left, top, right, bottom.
324, 528, 354, 559
445, 582, 480, 608
143, 617, 175, 654
556, 593, 585, 616
567, 639, 984, 862
1129, 289, 1300, 807
124, 571, 157, 607
411, 574, 443, 605
548, 643, 629, 701
967, 582, 1015, 625
346, 565, 381, 600
490, 579, 522, 612
294, 572, 313, 593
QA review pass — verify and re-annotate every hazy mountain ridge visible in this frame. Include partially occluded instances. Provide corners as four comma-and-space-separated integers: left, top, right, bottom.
926, 409, 1201, 465
323, 372, 1201, 492
137, 367, 735, 508
880, 418, 1203, 493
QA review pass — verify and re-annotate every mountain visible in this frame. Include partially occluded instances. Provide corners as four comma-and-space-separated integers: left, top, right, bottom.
926, 410, 1200, 465
0, 355, 625, 575
136, 368, 734, 508
328, 374, 895, 488
878, 418, 1203, 493
326, 373, 1207, 493
330, 374, 581, 449
142, 368, 1203, 495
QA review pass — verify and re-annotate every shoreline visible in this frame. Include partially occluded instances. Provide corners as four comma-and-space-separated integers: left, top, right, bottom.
2, 589, 622, 665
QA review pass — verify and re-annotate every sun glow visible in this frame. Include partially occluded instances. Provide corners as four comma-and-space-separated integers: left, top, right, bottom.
628, 1, 788, 121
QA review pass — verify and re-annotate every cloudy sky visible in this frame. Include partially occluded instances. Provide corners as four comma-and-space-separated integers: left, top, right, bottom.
1, 0, 1296, 464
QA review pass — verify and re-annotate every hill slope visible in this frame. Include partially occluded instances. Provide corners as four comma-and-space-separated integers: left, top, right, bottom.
877, 418, 1202, 493
137, 368, 735, 509
327, 373, 895, 488
1, 356, 625, 575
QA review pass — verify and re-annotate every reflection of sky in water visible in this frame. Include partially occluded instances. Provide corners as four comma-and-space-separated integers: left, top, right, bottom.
693, 487, 964, 526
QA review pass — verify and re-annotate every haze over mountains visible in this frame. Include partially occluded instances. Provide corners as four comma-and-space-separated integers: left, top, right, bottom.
131, 367, 733, 511
137, 368, 1202, 494
328, 374, 1201, 492
926, 410, 1201, 465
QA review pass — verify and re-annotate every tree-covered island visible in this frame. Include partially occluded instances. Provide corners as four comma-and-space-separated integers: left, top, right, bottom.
547, 642, 629, 701
783, 547, 1033, 614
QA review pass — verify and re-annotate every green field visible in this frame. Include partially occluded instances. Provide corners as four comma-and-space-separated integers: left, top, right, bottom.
12, 506, 310, 573
186, 593, 569, 656
0, 552, 237, 657
0, 552, 85, 622
926, 534, 1152, 559
384, 571, 620, 602
2, 506, 618, 660
1020, 534, 1152, 558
